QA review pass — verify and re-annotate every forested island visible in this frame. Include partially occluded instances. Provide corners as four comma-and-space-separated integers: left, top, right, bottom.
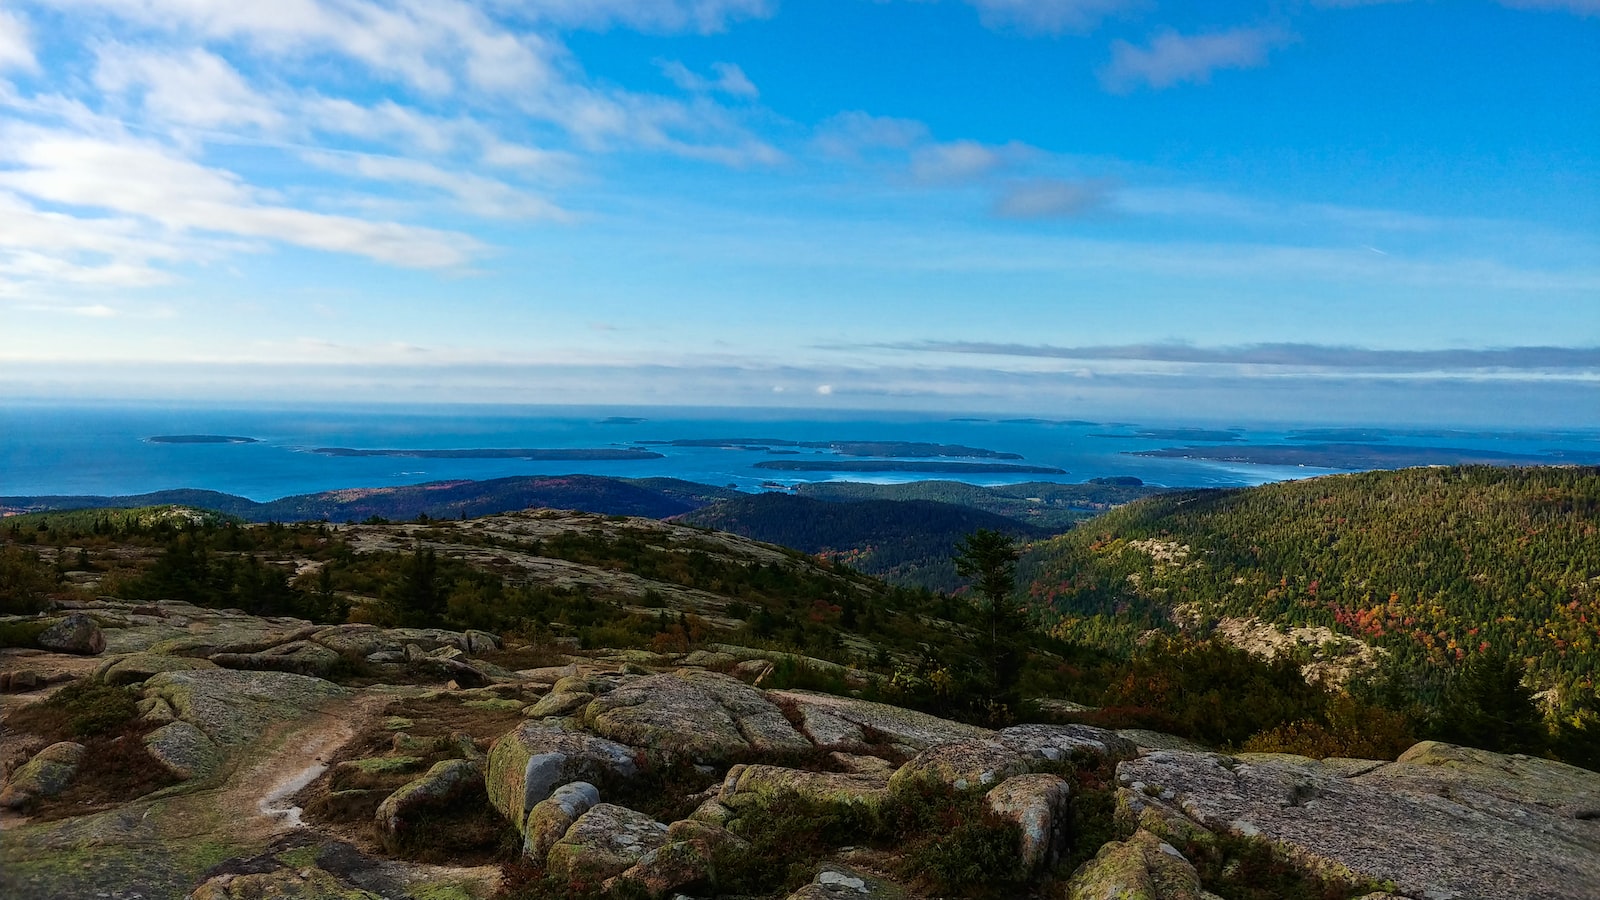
311, 447, 663, 461
753, 460, 1065, 474
638, 438, 1024, 459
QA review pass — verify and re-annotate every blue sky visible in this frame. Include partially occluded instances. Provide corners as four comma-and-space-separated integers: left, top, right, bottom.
0, 0, 1596, 423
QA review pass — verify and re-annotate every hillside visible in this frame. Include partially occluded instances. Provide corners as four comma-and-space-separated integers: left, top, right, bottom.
1022, 466, 1600, 731
1, 476, 744, 524
793, 479, 1170, 529
678, 493, 1047, 591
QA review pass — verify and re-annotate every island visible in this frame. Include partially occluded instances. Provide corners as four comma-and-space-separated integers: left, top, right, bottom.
310, 448, 664, 461
1088, 476, 1145, 486
147, 435, 259, 444
753, 460, 1065, 474
1127, 443, 1592, 469
637, 438, 1024, 459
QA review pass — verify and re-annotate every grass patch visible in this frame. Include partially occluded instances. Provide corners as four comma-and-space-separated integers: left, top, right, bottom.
6, 679, 139, 740
24, 720, 180, 821
0, 618, 50, 648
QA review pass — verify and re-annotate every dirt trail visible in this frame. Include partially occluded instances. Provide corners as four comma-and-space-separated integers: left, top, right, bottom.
218, 689, 391, 843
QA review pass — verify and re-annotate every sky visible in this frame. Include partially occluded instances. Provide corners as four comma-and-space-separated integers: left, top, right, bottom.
0, 0, 1596, 423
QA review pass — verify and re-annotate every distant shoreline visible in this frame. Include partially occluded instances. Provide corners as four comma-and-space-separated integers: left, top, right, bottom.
147, 435, 259, 444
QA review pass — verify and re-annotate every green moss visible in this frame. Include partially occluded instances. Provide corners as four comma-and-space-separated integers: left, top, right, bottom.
0, 618, 50, 648
410, 883, 482, 900
274, 844, 322, 870
342, 755, 425, 774
385, 716, 417, 730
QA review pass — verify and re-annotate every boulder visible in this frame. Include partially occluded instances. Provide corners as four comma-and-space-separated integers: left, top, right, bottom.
766, 690, 992, 751
526, 690, 594, 719
889, 739, 1030, 792
545, 803, 670, 885
95, 652, 219, 685
141, 668, 349, 747
784, 864, 904, 900
1116, 745, 1600, 900
525, 781, 601, 861
1065, 828, 1220, 900
0, 669, 43, 692
719, 764, 891, 814
997, 723, 1138, 764
36, 614, 106, 655
209, 640, 341, 678
607, 838, 717, 899
985, 773, 1072, 873
374, 759, 484, 847
584, 671, 809, 763
0, 741, 85, 808
486, 721, 639, 832
142, 720, 223, 781
412, 654, 492, 688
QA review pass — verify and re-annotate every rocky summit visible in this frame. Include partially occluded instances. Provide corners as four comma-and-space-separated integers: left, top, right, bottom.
3, 593, 1597, 900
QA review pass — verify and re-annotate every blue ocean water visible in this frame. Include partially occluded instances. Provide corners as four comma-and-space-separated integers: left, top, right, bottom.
3, 402, 1598, 501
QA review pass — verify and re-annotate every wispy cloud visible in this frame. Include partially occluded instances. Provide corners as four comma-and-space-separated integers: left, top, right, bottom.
658, 60, 758, 98
962, 0, 1145, 35
1101, 25, 1296, 93
992, 178, 1113, 218
876, 341, 1600, 372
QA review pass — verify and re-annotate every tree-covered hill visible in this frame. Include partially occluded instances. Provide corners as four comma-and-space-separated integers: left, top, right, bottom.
794, 479, 1169, 529
679, 493, 1046, 590
1021, 466, 1600, 723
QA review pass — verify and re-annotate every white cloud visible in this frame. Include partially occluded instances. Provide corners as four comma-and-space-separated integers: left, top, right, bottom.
658, 60, 758, 98
963, 0, 1143, 35
0, 7, 37, 72
94, 45, 285, 131
815, 383, 833, 395
0, 125, 481, 267
305, 151, 567, 219
502, 0, 776, 34
1101, 25, 1296, 93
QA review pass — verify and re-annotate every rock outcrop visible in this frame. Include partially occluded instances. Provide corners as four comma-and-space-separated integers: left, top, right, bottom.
545, 803, 670, 884
1116, 746, 1600, 900
0, 741, 85, 808
36, 614, 106, 655
583, 671, 810, 762
486, 721, 640, 833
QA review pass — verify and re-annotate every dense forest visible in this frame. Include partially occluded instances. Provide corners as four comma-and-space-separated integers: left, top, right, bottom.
794, 479, 1168, 529
1021, 466, 1600, 761
680, 493, 1045, 590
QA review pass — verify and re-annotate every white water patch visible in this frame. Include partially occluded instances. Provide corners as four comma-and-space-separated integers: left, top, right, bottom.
258, 758, 328, 829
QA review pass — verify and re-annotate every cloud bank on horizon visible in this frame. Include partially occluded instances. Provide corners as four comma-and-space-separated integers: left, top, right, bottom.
0, 0, 1595, 423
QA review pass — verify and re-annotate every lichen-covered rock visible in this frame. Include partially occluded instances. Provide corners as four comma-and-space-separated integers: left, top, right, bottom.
190, 865, 384, 899
997, 723, 1138, 764
545, 803, 669, 885
487, 721, 639, 832
526, 690, 594, 718
1118, 729, 1211, 752
766, 690, 992, 751
141, 668, 349, 747
719, 764, 890, 813
1065, 828, 1218, 900
783, 864, 905, 900
374, 758, 484, 846
0, 741, 85, 808
142, 720, 223, 781
985, 773, 1072, 873
36, 613, 106, 655
584, 671, 809, 762
95, 652, 219, 685
209, 640, 341, 678
1116, 744, 1600, 900
889, 739, 1029, 792
525, 781, 601, 861
1, 669, 43, 692
607, 838, 717, 899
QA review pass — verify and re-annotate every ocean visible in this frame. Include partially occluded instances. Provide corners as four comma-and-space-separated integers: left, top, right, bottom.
3, 402, 1598, 501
